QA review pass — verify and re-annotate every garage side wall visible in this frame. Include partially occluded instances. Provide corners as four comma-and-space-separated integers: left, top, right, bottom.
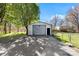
28, 25, 33, 35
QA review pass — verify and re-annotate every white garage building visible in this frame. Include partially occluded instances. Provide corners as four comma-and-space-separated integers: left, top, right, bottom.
28, 21, 52, 35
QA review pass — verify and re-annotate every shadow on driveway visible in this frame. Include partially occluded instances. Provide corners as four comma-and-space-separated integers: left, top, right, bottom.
0, 35, 76, 56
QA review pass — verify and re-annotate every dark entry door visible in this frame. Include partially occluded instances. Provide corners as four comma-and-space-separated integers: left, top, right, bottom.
47, 28, 50, 35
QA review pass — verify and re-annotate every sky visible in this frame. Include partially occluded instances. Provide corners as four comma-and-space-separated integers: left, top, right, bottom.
39, 3, 78, 22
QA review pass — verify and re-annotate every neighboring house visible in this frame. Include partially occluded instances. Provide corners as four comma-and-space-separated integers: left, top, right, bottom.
28, 21, 52, 35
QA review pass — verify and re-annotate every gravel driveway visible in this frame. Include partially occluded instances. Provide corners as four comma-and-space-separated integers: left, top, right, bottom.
0, 36, 79, 56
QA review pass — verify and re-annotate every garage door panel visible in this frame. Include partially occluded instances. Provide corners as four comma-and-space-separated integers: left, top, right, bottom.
33, 25, 46, 35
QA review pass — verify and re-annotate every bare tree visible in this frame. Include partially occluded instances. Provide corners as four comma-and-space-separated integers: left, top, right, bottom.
50, 15, 59, 30
66, 5, 79, 32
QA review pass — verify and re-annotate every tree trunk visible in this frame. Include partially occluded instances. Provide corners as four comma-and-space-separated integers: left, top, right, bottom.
76, 26, 79, 32
25, 26, 28, 35
77, 26, 79, 32
4, 21, 7, 34
17, 27, 19, 32
9, 23, 11, 33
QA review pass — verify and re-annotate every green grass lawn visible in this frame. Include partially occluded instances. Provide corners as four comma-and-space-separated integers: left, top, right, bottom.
0, 32, 26, 43
55, 32, 79, 48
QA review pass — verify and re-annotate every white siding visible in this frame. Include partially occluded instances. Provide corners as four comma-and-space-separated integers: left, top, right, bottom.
28, 25, 32, 35
28, 22, 52, 35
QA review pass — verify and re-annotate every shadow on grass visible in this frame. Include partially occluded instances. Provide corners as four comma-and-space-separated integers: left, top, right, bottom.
0, 33, 26, 44
52, 34, 68, 43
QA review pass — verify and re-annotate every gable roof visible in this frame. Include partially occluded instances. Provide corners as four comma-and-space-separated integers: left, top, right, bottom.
30, 21, 52, 25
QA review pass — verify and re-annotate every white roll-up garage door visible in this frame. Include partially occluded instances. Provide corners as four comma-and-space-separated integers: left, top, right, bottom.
33, 25, 46, 35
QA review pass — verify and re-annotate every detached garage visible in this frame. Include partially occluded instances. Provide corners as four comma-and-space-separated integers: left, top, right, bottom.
28, 21, 52, 35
